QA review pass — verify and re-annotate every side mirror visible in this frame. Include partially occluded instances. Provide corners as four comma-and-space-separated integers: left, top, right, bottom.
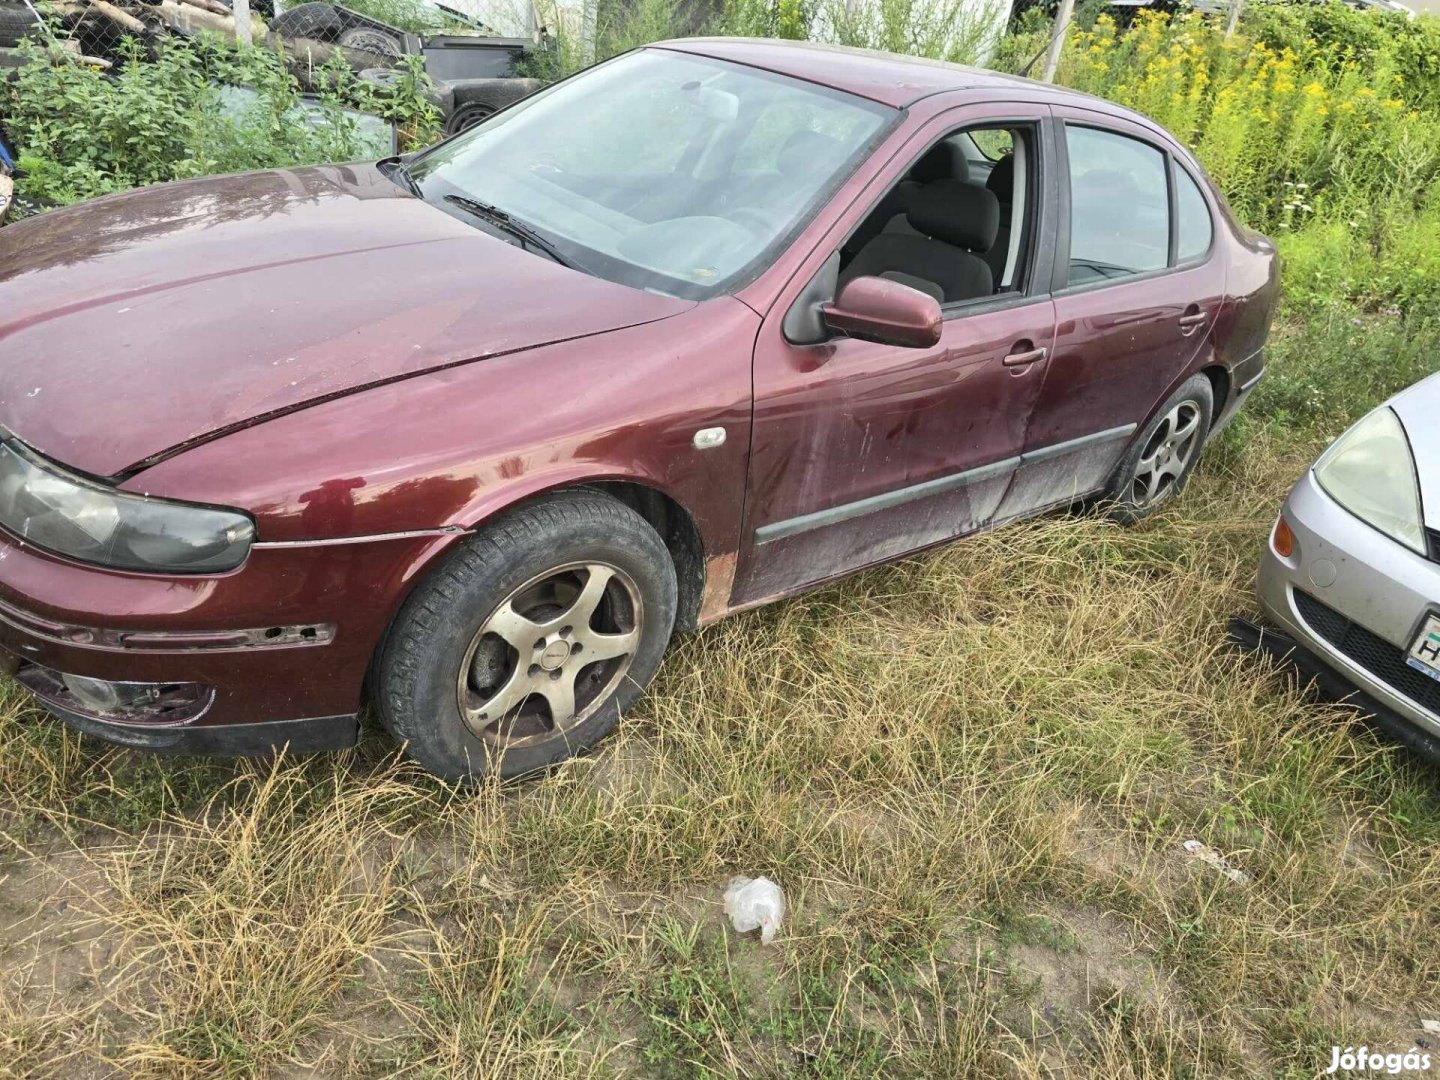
820, 276, 942, 349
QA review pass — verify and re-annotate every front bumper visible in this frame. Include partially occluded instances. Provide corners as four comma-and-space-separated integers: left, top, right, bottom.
1255, 468, 1440, 747
0, 527, 458, 752
21, 677, 358, 755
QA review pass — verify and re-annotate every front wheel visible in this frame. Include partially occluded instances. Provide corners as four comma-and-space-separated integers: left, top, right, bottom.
1105, 374, 1214, 524
376, 490, 677, 781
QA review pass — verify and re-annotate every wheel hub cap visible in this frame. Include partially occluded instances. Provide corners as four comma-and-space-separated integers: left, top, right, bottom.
456, 561, 643, 747
1133, 400, 1201, 507
539, 639, 572, 671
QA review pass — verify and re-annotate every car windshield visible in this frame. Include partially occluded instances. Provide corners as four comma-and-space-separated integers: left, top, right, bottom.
409, 49, 895, 299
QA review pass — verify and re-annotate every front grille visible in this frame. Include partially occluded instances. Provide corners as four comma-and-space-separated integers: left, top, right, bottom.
1293, 590, 1440, 716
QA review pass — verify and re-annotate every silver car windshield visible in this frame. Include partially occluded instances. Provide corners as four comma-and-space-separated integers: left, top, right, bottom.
410, 49, 895, 299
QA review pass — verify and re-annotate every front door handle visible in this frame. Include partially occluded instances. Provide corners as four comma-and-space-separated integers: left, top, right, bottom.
1003, 345, 1048, 368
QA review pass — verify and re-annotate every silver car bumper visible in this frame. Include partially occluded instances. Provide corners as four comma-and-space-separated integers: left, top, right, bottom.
1257, 469, 1440, 742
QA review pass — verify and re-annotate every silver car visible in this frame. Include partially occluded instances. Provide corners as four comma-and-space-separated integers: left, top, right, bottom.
1241, 371, 1440, 760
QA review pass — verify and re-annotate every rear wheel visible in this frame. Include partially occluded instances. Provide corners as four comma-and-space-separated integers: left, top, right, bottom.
1106, 374, 1213, 523
377, 490, 677, 781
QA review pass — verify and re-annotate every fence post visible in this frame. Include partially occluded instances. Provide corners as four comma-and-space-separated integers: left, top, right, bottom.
579, 0, 597, 65
1225, 0, 1245, 40
232, 0, 252, 43
1042, 0, 1075, 83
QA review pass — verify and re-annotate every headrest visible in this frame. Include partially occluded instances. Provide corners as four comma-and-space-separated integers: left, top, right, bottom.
910, 140, 968, 184
778, 130, 845, 178
986, 155, 1014, 202
906, 180, 999, 253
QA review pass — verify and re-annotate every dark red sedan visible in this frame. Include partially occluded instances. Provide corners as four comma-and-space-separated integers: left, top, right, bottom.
0, 39, 1277, 779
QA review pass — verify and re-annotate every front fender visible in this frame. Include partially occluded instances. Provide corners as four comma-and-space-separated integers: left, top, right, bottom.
125, 298, 760, 590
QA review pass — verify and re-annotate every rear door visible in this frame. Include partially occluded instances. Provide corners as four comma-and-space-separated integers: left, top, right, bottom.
732, 102, 1060, 606
997, 105, 1227, 518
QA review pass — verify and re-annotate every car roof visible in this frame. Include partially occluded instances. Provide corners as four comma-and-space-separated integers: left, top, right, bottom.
651, 37, 1105, 110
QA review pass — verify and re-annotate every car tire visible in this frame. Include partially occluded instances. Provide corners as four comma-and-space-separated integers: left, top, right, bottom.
376, 489, 678, 782
268, 1, 345, 39
338, 25, 402, 59
443, 100, 494, 135
443, 77, 540, 134
1105, 373, 1214, 524
0, 2, 42, 47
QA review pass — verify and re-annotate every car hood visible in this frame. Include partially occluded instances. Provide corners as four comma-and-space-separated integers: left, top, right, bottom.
0, 164, 691, 476
1390, 372, 1440, 531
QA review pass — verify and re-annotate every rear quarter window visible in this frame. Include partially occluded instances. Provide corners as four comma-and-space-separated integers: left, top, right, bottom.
1174, 166, 1214, 262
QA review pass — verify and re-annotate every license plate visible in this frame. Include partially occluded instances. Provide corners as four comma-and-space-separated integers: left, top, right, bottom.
1405, 615, 1440, 682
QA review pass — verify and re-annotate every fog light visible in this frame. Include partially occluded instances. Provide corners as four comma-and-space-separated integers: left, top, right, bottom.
61, 674, 157, 714
15, 662, 212, 725
1272, 516, 1296, 559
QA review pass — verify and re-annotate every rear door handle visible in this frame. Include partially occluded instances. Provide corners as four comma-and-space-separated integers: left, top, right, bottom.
1002, 346, 1047, 368
1178, 309, 1207, 334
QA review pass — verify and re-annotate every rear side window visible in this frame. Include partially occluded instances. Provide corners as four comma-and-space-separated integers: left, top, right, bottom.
1174, 165, 1213, 262
1065, 126, 1169, 285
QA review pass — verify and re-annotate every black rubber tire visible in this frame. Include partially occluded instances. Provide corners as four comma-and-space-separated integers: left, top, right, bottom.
444, 100, 494, 135
1106, 373, 1214, 524
338, 25, 402, 58
442, 77, 540, 134
268, 1, 345, 39
376, 490, 678, 782
0, 3, 42, 48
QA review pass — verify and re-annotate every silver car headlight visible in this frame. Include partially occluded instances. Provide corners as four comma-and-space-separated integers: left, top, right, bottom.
0, 441, 255, 573
1314, 407, 1426, 554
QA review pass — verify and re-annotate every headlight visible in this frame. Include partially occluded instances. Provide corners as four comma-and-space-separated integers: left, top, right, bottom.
1314, 407, 1426, 554
0, 441, 255, 573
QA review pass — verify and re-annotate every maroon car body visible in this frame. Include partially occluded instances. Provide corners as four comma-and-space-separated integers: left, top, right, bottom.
0, 39, 1277, 756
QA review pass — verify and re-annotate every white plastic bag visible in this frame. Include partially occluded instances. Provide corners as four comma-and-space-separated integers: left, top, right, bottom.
723, 875, 785, 945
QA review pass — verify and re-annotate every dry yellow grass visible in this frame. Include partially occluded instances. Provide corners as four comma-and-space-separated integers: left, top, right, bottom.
0, 331, 1438, 1078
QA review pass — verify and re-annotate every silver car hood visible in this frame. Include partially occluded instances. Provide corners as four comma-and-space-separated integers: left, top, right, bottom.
1389, 371, 1440, 530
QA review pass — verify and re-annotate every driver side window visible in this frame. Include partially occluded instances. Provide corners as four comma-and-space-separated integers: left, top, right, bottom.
835, 123, 1037, 309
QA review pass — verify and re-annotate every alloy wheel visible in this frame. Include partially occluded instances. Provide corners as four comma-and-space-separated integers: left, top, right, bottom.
1132, 400, 1201, 506
456, 561, 642, 747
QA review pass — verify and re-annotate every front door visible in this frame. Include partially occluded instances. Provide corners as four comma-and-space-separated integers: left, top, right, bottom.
732, 104, 1059, 606
998, 106, 1228, 518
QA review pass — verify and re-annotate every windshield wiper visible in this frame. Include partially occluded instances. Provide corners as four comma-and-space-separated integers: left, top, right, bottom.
378, 155, 422, 198
443, 194, 573, 268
